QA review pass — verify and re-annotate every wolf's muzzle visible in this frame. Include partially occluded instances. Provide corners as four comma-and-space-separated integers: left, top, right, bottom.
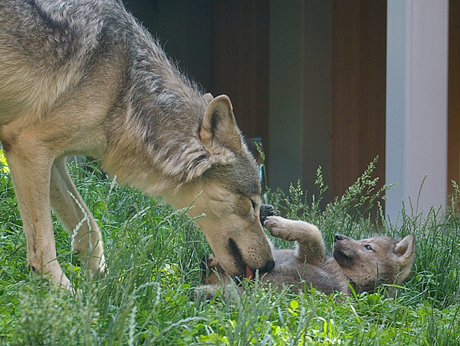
228, 238, 275, 277
262, 259, 275, 272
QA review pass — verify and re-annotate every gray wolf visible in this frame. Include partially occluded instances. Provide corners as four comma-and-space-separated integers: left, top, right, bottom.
200, 205, 415, 296
0, 0, 274, 290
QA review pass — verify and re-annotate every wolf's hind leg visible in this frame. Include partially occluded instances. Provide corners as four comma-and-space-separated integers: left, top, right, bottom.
264, 216, 326, 265
50, 156, 106, 277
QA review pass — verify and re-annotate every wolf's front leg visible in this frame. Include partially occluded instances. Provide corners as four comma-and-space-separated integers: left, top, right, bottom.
3, 141, 71, 290
50, 157, 106, 277
264, 216, 326, 266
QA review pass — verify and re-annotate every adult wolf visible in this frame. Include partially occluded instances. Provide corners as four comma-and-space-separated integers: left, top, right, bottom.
0, 0, 274, 290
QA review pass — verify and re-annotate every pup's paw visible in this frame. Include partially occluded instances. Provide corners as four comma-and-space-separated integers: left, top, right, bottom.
260, 204, 275, 223
264, 216, 290, 239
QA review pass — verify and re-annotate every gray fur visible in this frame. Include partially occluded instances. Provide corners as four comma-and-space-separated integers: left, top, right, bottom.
0, 0, 273, 290
200, 215, 416, 296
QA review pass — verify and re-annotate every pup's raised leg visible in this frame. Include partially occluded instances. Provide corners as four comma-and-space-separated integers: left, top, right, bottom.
50, 156, 106, 277
264, 216, 326, 266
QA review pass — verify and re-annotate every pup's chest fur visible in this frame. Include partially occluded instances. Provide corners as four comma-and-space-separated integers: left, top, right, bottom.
262, 249, 349, 294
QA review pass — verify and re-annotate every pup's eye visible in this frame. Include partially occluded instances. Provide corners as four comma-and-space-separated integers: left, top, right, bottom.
250, 199, 257, 211
364, 245, 373, 251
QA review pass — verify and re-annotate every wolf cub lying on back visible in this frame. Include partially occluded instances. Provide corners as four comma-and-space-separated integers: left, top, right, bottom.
200, 205, 415, 295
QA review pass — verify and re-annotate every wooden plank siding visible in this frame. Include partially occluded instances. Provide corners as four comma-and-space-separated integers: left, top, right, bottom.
210, 1, 270, 166
331, 1, 387, 198
210, 1, 388, 203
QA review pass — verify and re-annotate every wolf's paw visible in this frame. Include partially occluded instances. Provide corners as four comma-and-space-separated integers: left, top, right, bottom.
87, 254, 107, 279
260, 204, 275, 223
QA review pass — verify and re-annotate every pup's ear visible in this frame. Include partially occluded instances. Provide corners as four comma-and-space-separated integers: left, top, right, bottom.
199, 95, 242, 154
394, 235, 416, 282
394, 235, 415, 260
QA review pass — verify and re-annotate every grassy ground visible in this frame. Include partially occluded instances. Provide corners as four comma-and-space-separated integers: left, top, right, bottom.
0, 153, 459, 345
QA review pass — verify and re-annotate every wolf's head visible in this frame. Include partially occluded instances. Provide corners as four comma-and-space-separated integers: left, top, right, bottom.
166, 95, 274, 278
333, 234, 415, 293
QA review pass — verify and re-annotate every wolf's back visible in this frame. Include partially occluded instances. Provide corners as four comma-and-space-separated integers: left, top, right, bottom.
0, 0, 209, 181
0, 0, 123, 121
0, 0, 182, 125
0, 0, 120, 63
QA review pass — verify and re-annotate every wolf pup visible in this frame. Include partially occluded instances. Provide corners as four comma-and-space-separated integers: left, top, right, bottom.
0, 0, 274, 290
201, 206, 415, 295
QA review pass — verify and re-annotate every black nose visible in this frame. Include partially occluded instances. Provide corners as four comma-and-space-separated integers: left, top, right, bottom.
335, 234, 344, 242
263, 259, 275, 272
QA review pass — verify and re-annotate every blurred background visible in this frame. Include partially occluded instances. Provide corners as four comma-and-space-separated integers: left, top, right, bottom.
123, 0, 458, 219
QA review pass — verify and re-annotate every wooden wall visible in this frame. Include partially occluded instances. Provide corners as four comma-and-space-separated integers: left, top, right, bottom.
331, 0, 387, 198
210, 1, 270, 156
126, 0, 389, 203
302, 0, 332, 203
211, 1, 387, 202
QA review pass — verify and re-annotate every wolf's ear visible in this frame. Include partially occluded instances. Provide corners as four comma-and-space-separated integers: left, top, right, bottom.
394, 235, 416, 281
199, 95, 242, 154
203, 93, 214, 104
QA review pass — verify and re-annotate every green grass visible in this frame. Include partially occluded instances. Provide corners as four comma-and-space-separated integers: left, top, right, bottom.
0, 154, 459, 345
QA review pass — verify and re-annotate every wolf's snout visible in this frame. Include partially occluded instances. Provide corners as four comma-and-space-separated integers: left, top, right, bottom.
262, 259, 275, 272
227, 237, 274, 274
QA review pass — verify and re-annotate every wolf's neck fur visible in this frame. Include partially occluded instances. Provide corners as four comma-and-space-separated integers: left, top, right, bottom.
100, 10, 212, 195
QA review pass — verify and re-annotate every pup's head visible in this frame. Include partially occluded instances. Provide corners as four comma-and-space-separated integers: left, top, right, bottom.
167, 95, 274, 278
333, 234, 415, 293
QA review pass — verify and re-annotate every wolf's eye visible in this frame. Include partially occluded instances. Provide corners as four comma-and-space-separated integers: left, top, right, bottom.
364, 245, 373, 251
250, 199, 256, 211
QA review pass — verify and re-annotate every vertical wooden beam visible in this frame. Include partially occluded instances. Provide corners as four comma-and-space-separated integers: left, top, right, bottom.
386, 1, 448, 218
331, 0, 387, 198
